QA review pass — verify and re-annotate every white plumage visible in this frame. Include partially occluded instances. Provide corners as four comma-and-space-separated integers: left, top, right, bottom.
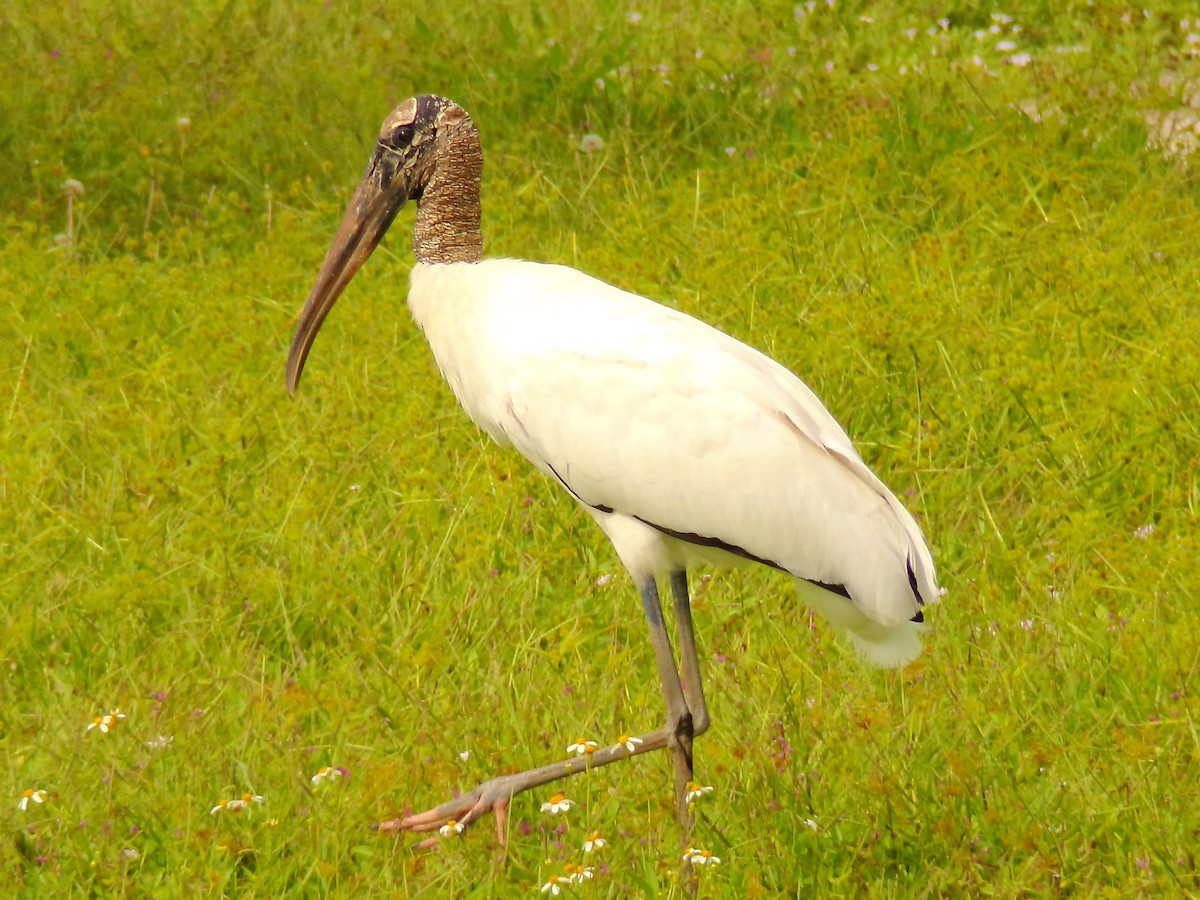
285, 94, 940, 844
408, 259, 936, 666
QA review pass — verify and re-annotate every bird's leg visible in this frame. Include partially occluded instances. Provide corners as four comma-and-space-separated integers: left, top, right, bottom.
374, 576, 706, 849
374, 724, 674, 843
669, 570, 709, 737
638, 576, 697, 837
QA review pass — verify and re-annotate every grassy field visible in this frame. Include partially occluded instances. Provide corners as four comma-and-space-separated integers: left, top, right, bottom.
3, 0, 1199, 895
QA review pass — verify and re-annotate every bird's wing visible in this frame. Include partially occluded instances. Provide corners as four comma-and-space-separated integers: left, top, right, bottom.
464, 262, 936, 626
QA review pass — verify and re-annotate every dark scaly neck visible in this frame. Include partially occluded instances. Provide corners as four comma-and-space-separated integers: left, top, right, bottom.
412, 118, 484, 264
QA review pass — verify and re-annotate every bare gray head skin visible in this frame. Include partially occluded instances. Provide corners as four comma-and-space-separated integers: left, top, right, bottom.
285, 95, 483, 394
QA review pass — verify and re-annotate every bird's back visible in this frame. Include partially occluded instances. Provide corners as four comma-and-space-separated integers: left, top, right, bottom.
408, 258, 937, 659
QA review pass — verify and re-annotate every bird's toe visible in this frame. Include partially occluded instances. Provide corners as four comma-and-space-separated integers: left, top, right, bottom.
372, 816, 408, 833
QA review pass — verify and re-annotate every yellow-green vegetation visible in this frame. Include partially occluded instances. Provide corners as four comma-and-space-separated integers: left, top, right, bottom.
3, 0, 1198, 895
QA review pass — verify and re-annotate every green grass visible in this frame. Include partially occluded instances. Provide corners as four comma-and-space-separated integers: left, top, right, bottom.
3, 0, 1199, 894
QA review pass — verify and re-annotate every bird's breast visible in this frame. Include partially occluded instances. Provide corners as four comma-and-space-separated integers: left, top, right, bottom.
407, 259, 662, 443
406, 260, 565, 449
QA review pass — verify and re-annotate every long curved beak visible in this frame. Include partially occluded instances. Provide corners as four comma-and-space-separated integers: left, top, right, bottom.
286, 149, 409, 395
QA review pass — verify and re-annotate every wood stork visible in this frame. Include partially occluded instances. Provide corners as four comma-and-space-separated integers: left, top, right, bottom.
286, 95, 938, 846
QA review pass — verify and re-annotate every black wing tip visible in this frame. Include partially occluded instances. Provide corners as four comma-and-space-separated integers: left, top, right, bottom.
906, 556, 926, 605
905, 557, 929, 623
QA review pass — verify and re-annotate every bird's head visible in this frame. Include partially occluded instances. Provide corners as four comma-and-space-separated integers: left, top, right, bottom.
286, 94, 479, 394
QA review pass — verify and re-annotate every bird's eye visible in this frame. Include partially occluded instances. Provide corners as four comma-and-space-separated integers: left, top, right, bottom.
392, 125, 415, 147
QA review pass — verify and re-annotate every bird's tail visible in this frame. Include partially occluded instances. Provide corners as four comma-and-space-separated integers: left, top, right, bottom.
794, 579, 925, 668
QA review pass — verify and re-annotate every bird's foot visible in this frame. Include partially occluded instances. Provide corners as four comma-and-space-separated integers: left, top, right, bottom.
373, 729, 671, 848
373, 775, 519, 848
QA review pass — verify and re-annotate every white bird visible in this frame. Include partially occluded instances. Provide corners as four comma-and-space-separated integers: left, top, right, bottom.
286, 95, 938, 847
